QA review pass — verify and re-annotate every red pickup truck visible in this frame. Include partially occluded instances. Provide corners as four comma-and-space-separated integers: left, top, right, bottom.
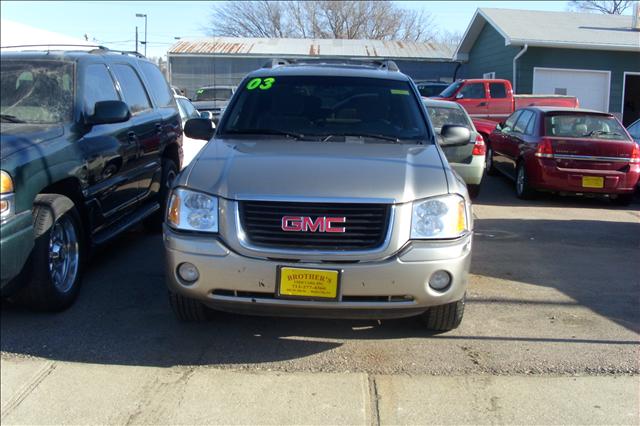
435, 79, 579, 121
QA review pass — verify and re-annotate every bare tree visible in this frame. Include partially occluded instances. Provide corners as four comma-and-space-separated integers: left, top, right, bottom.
208, 1, 436, 41
568, 0, 633, 14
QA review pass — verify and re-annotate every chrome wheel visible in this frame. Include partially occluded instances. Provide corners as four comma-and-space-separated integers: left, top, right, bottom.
516, 165, 525, 196
48, 215, 79, 294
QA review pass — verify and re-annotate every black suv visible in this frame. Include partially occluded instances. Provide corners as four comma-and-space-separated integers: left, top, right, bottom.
0, 48, 182, 311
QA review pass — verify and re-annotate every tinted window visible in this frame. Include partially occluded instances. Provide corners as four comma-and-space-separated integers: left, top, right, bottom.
627, 121, 640, 139
84, 64, 119, 116
195, 88, 233, 101
514, 110, 534, 133
111, 64, 151, 114
503, 111, 521, 131
525, 113, 537, 135
489, 83, 507, 99
178, 98, 199, 119
139, 61, 174, 108
417, 84, 448, 97
544, 113, 630, 140
459, 83, 485, 99
426, 105, 471, 129
0, 59, 74, 123
221, 76, 429, 142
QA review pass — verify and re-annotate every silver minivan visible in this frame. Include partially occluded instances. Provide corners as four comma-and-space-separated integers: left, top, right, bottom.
163, 61, 473, 331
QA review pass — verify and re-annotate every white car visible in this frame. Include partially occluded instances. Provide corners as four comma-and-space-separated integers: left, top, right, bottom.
175, 95, 211, 168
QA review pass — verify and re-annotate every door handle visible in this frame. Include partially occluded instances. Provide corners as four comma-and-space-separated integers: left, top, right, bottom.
478, 102, 487, 107
127, 131, 138, 142
155, 123, 163, 134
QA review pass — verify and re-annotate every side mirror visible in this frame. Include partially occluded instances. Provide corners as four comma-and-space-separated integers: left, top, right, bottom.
496, 122, 504, 131
199, 110, 215, 122
87, 100, 130, 125
440, 124, 471, 146
184, 118, 215, 140
455, 93, 464, 99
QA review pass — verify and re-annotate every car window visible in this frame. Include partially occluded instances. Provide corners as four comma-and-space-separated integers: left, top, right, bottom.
220, 76, 429, 142
417, 84, 447, 97
83, 64, 119, 116
459, 83, 485, 99
178, 98, 199, 119
0, 59, 74, 124
628, 121, 640, 139
195, 88, 233, 101
525, 112, 537, 135
503, 111, 521, 132
111, 64, 152, 114
138, 61, 174, 108
489, 83, 507, 99
514, 110, 534, 133
426, 105, 471, 129
439, 81, 462, 98
545, 113, 630, 140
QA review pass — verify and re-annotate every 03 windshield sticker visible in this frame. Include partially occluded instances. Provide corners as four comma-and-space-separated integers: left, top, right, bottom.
390, 89, 410, 95
247, 77, 276, 90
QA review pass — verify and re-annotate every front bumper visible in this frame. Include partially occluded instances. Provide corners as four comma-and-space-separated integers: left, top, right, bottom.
163, 228, 472, 319
0, 211, 34, 292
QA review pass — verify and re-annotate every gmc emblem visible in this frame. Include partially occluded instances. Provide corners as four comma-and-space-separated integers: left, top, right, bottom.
281, 216, 346, 233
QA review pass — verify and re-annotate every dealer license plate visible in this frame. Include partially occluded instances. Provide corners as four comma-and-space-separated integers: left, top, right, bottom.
277, 267, 340, 300
582, 176, 604, 188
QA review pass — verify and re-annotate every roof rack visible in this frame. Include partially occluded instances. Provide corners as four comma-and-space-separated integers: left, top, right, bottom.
1, 44, 146, 58
262, 58, 400, 72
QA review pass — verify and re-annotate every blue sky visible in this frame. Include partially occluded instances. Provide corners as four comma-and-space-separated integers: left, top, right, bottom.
0, 1, 601, 58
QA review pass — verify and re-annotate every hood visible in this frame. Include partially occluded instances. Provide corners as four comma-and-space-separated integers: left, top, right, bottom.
0, 123, 64, 159
185, 139, 448, 204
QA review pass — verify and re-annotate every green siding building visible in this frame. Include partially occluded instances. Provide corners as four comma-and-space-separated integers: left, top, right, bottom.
456, 8, 640, 125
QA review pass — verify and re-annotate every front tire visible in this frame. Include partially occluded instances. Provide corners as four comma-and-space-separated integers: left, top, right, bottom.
168, 291, 208, 321
421, 296, 465, 331
16, 194, 84, 311
467, 184, 481, 199
485, 147, 498, 176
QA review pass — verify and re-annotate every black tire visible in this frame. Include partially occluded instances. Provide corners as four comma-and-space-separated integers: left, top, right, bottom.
467, 184, 481, 199
144, 158, 178, 231
168, 291, 208, 321
421, 296, 465, 332
485, 146, 498, 176
612, 194, 633, 206
515, 162, 536, 200
15, 194, 84, 311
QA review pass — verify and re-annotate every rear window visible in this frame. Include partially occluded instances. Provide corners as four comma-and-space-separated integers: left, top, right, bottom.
545, 113, 629, 140
220, 75, 429, 142
1, 59, 74, 123
426, 105, 471, 129
489, 83, 507, 99
139, 61, 174, 108
195, 87, 233, 101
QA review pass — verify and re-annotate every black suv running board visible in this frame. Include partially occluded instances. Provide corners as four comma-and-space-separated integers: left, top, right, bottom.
92, 202, 160, 246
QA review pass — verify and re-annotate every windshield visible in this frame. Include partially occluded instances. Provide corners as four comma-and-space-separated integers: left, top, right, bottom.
439, 81, 463, 98
1, 59, 74, 124
195, 87, 233, 101
544, 113, 629, 140
220, 75, 429, 142
426, 105, 471, 129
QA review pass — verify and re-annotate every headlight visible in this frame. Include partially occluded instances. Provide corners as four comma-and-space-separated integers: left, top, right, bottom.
166, 188, 218, 233
411, 194, 468, 239
0, 171, 15, 220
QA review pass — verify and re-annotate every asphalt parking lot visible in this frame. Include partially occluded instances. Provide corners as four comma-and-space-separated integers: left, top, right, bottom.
2, 175, 638, 374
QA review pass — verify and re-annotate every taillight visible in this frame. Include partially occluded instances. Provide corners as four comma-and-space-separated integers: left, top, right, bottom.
631, 143, 640, 164
472, 134, 486, 156
535, 138, 554, 158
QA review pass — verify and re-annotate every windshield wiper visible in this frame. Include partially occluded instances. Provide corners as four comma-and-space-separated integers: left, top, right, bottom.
585, 130, 623, 138
321, 133, 400, 143
0, 114, 26, 123
225, 128, 306, 140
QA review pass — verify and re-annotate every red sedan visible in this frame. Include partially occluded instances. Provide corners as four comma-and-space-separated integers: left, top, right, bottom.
485, 107, 639, 205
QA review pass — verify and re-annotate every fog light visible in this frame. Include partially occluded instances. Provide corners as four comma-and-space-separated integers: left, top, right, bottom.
177, 262, 199, 283
429, 270, 451, 291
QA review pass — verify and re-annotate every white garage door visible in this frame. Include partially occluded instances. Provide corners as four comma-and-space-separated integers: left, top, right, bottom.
532, 68, 610, 112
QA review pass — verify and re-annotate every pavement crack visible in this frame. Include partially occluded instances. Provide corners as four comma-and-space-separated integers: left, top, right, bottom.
367, 374, 381, 426
1, 361, 56, 419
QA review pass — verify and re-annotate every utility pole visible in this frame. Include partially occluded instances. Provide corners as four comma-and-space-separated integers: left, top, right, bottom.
136, 13, 148, 56
135, 26, 139, 53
